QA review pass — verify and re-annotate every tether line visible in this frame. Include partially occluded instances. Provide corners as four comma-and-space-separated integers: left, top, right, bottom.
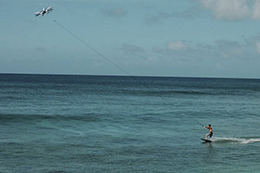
54, 19, 204, 126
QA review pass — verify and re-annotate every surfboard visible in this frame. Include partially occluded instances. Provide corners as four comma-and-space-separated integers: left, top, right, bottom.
201, 138, 212, 142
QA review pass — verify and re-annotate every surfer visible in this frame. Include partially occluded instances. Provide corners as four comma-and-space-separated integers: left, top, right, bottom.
204, 124, 213, 140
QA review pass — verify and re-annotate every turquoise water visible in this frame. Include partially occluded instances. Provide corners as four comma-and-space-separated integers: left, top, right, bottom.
0, 74, 260, 172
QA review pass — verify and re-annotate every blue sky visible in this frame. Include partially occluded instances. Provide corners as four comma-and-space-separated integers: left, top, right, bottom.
1, 0, 260, 78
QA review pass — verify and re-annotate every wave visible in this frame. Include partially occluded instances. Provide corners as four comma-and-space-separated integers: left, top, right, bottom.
212, 137, 260, 144
0, 113, 100, 123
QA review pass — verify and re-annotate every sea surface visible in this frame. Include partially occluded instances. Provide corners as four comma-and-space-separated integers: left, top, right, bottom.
0, 74, 260, 173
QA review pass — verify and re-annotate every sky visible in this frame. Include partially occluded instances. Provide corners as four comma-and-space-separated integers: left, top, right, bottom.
1, 0, 260, 78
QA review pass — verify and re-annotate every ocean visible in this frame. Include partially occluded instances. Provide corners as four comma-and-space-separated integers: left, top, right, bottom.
0, 74, 259, 173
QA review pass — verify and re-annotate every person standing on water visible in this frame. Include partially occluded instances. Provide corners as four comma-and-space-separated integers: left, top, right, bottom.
204, 124, 213, 140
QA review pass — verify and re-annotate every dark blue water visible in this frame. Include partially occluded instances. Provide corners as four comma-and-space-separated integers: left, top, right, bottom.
0, 74, 260, 172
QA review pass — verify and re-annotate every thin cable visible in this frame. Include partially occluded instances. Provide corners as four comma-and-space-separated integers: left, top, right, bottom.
54, 20, 150, 87
54, 20, 204, 126
195, 120, 204, 127
54, 20, 130, 76
54, 20, 170, 102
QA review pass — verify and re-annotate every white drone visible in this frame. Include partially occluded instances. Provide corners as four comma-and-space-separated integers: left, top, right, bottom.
35, 6, 53, 17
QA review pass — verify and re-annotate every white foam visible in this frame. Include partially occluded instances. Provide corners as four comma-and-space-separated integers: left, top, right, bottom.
212, 137, 260, 144
241, 138, 260, 144
59, 128, 85, 136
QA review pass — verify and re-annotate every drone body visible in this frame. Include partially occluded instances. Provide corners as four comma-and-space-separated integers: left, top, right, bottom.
35, 6, 53, 17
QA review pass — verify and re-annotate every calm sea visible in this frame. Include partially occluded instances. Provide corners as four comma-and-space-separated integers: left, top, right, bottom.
0, 74, 260, 173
